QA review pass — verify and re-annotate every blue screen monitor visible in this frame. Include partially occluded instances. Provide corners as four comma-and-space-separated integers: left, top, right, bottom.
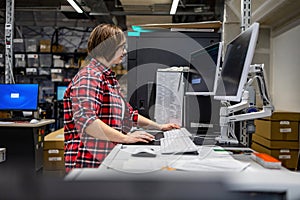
214, 23, 260, 102
0, 84, 39, 111
57, 86, 67, 101
186, 42, 222, 96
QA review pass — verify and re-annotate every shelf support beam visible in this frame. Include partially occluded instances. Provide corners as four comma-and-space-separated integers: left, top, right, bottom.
241, 0, 251, 31
5, 0, 15, 83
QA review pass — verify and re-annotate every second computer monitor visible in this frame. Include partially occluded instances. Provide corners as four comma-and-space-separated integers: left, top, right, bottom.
0, 84, 39, 111
214, 23, 260, 102
186, 42, 222, 96
56, 85, 68, 101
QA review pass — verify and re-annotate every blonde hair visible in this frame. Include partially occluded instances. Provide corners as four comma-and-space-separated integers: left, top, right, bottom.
87, 24, 125, 61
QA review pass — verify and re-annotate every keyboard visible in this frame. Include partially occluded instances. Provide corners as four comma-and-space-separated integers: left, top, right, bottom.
160, 128, 198, 154
163, 127, 192, 138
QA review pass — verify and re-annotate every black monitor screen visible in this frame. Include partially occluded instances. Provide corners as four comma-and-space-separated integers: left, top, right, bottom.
214, 23, 259, 102
0, 84, 39, 111
187, 42, 222, 95
57, 86, 67, 101
216, 32, 251, 96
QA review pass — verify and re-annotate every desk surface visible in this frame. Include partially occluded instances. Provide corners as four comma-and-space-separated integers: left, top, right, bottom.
0, 119, 55, 127
65, 144, 300, 200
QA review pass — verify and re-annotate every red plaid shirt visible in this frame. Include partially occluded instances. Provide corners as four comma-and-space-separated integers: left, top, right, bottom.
63, 58, 138, 173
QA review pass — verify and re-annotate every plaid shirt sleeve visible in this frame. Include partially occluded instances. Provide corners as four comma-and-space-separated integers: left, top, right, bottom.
126, 102, 138, 124
71, 72, 100, 134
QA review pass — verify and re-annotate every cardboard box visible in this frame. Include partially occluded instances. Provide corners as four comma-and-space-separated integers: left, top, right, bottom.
252, 142, 299, 170
43, 128, 65, 171
14, 54, 26, 67
263, 111, 300, 121
51, 68, 63, 82
53, 55, 65, 67
25, 39, 37, 52
13, 38, 25, 52
43, 170, 65, 178
39, 40, 51, 52
254, 111, 300, 141
27, 54, 39, 67
252, 134, 299, 149
26, 67, 38, 75
0, 111, 10, 118
39, 54, 52, 67
51, 44, 64, 53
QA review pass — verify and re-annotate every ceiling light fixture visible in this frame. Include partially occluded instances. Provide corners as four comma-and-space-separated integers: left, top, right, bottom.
170, 0, 180, 15
67, 0, 83, 13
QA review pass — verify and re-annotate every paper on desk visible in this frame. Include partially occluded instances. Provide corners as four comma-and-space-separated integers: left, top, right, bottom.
169, 146, 251, 172
122, 159, 166, 172
170, 157, 250, 172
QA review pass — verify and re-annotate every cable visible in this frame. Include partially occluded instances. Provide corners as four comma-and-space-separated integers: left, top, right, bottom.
247, 74, 272, 106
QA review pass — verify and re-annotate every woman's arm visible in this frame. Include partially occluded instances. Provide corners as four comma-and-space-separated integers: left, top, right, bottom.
137, 114, 180, 131
85, 119, 154, 143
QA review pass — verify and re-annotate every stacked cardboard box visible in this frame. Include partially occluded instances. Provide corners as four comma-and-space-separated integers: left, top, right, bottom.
0, 111, 10, 118
43, 128, 65, 171
252, 112, 300, 170
13, 38, 25, 52
25, 39, 38, 52
39, 40, 51, 52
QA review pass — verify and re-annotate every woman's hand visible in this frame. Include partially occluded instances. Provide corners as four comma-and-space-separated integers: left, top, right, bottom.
123, 131, 155, 144
159, 123, 181, 131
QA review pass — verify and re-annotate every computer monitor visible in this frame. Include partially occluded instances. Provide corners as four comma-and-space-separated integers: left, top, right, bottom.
56, 85, 67, 101
186, 42, 222, 96
214, 23, 259, 102
0, 84, 39, 111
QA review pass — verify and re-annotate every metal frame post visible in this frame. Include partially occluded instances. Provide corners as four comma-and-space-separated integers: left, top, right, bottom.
5, 0, 15, 84
240, 0, 252, 146
241, 0, 251, 31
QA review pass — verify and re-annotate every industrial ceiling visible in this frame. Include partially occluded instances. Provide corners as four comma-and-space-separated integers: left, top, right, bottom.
2, 0, 299, 51
0, 0, 224, 30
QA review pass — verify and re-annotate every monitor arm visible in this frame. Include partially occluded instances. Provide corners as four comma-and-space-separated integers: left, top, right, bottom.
216, 64, 274, 144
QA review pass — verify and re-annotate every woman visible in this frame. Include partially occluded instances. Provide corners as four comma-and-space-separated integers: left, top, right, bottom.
63, 24, 179, 173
